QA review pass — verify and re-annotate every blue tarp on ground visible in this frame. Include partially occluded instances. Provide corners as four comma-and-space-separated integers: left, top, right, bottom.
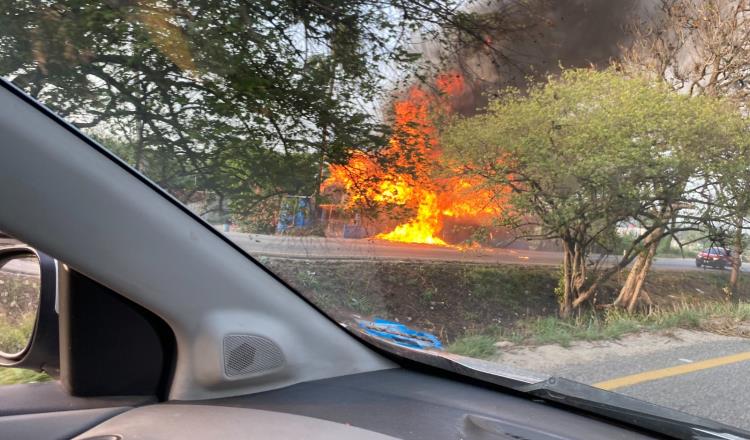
358, 318, 443, 350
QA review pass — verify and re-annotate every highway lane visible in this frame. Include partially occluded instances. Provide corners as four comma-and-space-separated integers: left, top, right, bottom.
555, 337, 750, 431
489, 330, 750, 432
2, 231, 741, 272
225, 232, 747, 272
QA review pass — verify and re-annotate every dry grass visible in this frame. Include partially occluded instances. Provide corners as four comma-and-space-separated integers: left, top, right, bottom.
483, 301, 750, 349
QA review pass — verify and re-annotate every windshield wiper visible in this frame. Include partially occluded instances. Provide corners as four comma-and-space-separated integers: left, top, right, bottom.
519, 377, 750, 440
356, 330, 750, 440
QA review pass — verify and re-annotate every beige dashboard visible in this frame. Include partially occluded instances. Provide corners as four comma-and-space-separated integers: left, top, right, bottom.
74, 404, 400, 440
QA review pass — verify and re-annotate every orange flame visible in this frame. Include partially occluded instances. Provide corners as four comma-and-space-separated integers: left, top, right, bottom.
323, 72, 504, 245
378, 190, 446, 245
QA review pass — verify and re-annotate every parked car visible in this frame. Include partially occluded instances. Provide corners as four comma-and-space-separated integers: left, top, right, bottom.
695, 247, 737, 269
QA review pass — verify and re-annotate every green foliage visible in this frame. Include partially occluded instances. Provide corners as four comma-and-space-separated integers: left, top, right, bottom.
648, 307, 702, 330
553, 268, 566, 306
0, 273, 39, 318
465, 266, 539, 309
444, 69, 744, 246
234, 197, 282, 234
0, 313, 35, 355
443, 68, 748, 311
0, 271, 40, 355
495, 302, 750, 348
273, 262, 388, 318
0, 287, 48, 386
598, 228, 634, 255
421, 287, 436, 302
348, 295, 375, 316
655, 238, 685, 257
0, 368, 51, 385
503, 314, 638, 347
466, 267, 509, 299
462, 265, 561, 318
446, 334, 497, 359
0, 0, 472, 214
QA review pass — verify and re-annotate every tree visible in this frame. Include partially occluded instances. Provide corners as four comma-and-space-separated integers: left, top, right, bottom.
442, 69, 746, 316
0, 0, 500, 217
621, 0, 750, 296
702, 141, 750, 296
622, 0, 750, 99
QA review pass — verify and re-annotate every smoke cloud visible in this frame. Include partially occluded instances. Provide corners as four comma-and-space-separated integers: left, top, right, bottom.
431, 0, 650, 115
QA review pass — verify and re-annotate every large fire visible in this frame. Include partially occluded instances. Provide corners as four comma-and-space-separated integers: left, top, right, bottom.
322, 73, 504, 245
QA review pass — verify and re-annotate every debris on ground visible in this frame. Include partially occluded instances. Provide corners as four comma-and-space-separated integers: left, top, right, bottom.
358, 318, 443, 350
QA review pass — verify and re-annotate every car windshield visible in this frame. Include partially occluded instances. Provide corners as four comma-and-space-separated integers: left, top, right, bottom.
4, 0, 750, 433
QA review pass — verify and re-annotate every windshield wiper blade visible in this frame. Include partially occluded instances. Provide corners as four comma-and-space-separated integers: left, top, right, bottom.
519, 377, 750, 440
356, 329, 750, 439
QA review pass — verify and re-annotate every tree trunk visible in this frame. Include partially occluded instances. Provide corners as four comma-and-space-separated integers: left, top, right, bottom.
615, 256, 642, 308
313, 142, 326, 207
614, 228, 662, 312
312, 53, 338, 217
626, 246, 656, 313
729, 218, 743, 297
572, 241, 587, 303
560, 239, 587, 318
134, 79, 147, 172
560, 241, 574, 318
134, 116, 145, 172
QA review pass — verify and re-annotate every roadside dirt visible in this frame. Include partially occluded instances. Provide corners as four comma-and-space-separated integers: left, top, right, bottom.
494, 329, 748, 371
265, 258, 559, 341
264, 258, 750, 341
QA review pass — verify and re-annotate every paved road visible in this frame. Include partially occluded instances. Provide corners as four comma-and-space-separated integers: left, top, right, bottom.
226, 232, 747, 272
555, 338, 750, 431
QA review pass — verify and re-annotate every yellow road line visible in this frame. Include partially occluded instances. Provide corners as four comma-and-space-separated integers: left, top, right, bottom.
593, 351, 750, 391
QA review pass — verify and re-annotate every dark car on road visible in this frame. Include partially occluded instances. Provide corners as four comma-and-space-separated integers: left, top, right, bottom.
696, 247, 737, 269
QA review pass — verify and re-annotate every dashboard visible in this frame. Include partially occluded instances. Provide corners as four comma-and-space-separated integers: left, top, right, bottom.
73, 369, 657, 440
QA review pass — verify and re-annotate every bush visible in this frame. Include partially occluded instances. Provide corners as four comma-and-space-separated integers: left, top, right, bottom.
0, 313, 35, 355
0, 313, 51, 386
487, 301, 750, 349
0, 368, 50, 385
446, 334, 497, 359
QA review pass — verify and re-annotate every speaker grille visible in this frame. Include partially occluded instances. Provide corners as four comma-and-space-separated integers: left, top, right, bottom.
223, 335, 285, 377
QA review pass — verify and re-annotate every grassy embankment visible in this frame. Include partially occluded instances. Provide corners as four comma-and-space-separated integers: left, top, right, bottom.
448, 302, 750, 358
263, 257, 750, 359
4, 257, 747, 384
